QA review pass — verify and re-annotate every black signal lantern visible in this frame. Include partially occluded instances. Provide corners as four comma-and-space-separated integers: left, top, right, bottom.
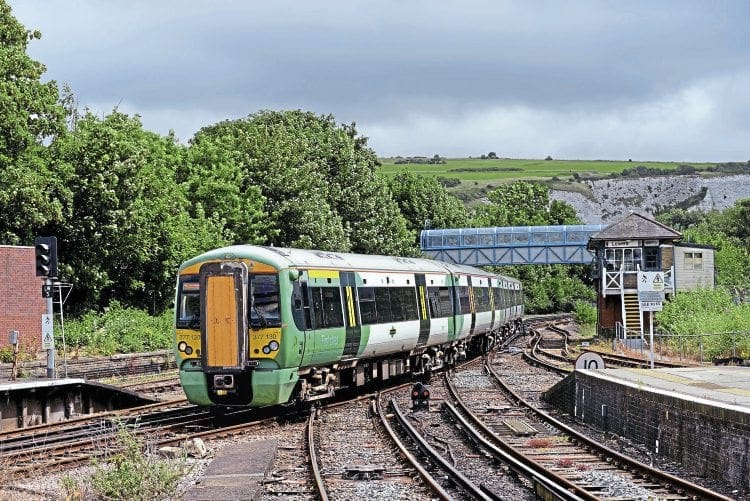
34, 236, 58, 278
411, 382, 430, 409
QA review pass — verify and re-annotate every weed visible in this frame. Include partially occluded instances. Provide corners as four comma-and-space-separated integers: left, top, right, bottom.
526, 437, 552, 448
87, 421, 185, 500
61, 474, 84, 500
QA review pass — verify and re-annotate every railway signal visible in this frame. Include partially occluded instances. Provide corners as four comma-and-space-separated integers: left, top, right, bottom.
34, 236, 58, 278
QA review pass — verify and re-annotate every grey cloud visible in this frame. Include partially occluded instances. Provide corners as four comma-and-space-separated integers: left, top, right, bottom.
9, 0, 750, 159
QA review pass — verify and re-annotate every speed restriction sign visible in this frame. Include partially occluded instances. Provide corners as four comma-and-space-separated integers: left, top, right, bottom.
575, 352, 606, 370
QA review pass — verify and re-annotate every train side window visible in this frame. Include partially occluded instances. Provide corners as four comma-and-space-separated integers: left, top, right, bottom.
374, 288, 393, 323
427, 286, 453, 318
473, 287, 491, 312
390, 288, 405, 322
358, 287, 377, 325
402, 287, 419, 320
291, 281, 312, 330
310, 286, 344, 328
457, 286, 471, 314
389, 287, 417, 322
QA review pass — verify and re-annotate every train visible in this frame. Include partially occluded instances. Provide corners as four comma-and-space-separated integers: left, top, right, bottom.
173, 245, 524, 408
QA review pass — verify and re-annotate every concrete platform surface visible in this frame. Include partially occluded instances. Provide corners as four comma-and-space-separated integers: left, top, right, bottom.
584, 366, 750, 411
183, 438, 278, 501
0, 377, 86, 392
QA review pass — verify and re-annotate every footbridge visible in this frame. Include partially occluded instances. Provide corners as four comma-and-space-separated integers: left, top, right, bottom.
420, 224, 605, 266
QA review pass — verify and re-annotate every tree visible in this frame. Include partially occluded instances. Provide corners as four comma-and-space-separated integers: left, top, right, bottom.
50, 111, 221, 314
181, 133, 273, 245
187, 110, 416, 255
388, 171, 468, 240
0, 2, 67, 244
471, 181, 580, 227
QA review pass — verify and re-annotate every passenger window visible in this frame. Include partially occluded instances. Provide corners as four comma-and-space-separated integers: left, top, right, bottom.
358, 287, 378, 325
310, 286, 344, 328
427, 286, 453, 317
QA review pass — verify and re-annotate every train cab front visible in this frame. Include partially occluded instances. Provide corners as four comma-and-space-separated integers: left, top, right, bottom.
175, 258, 298, 408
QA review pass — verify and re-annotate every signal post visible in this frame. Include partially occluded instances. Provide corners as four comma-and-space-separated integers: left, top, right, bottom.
35, 236, 58, 378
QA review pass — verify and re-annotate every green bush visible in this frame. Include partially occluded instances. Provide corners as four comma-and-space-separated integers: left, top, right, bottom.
574, 300, 597, 326
61, 301, 173, 356
0, 346, 14, 363
657, 287, 750, 358
88, 422, 184, 499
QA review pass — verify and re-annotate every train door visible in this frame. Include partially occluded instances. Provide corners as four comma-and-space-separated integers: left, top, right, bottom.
199, 262, 248, 372
294, 272, 316, 366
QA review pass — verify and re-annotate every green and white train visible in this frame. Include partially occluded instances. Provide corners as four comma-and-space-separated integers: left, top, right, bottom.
174, 245, 523, 408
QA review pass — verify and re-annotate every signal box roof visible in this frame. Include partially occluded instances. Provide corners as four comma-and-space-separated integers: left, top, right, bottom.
589, 212, 682, 245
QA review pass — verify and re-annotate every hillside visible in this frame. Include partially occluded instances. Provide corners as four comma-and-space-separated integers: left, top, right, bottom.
551, 174, 750, 224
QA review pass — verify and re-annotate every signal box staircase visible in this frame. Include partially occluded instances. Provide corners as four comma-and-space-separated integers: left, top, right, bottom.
621, 293, 644, 349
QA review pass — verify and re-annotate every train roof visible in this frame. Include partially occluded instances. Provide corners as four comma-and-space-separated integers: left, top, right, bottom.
179, 245, 521, 283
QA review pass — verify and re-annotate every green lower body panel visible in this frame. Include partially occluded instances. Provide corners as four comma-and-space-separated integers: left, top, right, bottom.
180, 370, 213, 406
250, 367, 299, 406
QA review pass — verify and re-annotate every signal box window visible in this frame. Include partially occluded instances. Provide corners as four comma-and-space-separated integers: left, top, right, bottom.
605, 248, 642, 272
644, 247, 659, 271
685, 252, 703, 270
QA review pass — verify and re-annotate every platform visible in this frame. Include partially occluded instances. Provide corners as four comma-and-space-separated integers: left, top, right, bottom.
0, 377, 86, 392
544, 366, 750, 493
583, 366, 750, 410
0, 377, 156, 431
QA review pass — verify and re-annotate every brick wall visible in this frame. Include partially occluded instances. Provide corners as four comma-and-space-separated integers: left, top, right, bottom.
544, 371, 750, 493
0, 246, 47, 351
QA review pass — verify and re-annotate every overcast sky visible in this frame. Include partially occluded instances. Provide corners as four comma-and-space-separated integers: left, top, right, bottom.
9, 1, 750, 162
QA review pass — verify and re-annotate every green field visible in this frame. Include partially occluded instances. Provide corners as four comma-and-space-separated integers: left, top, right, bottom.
378, 157, 718, 203
378, 157, 715, 182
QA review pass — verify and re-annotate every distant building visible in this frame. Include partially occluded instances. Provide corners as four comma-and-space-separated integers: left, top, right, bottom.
0, 246, 46, 351
587, 213, 715, 338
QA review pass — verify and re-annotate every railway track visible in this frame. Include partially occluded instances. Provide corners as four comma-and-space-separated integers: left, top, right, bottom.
526, 320, 695, 370
373, 367, 535, 499
6, 319, 733, 499
482, 356, 728, 499
0, 399, 208, 479
307, 391, 435, 500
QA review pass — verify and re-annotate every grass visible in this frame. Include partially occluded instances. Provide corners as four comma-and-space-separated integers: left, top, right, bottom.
378, 157, 715, 183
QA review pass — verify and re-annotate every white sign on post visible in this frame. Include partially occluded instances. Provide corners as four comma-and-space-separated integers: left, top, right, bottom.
638, 271, 665, 292
41, 313, 54, 349
640, 301, 663, 311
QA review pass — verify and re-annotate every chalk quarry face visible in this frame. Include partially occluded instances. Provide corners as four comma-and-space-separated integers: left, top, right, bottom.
550, 174, 750, 224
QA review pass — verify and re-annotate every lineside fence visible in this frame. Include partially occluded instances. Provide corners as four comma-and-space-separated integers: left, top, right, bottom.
616, 329, 750, 364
